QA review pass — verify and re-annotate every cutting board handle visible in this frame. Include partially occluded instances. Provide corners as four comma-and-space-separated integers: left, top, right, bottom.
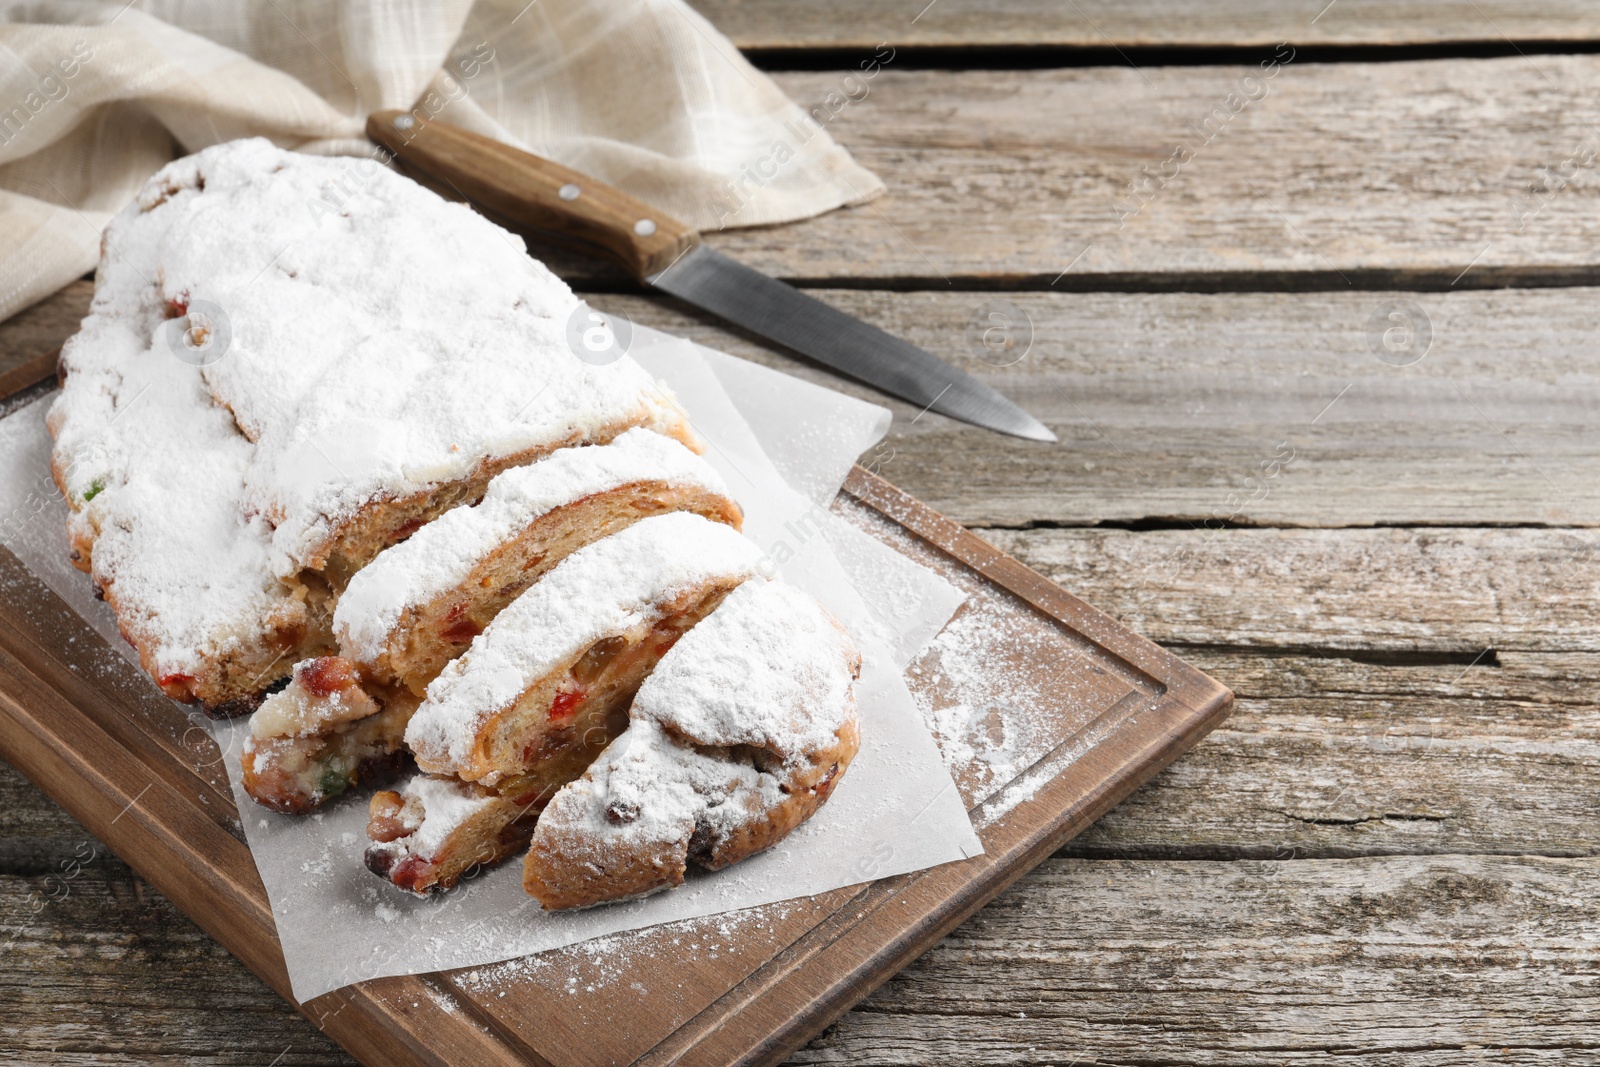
367, 110, 699, 281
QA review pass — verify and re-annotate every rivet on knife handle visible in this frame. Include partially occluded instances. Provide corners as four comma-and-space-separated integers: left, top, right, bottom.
366, 109, 699, 280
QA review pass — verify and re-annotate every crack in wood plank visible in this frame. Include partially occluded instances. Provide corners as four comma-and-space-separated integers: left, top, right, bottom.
693, 0, 1600, 52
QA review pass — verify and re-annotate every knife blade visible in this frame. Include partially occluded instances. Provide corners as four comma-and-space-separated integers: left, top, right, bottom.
648, 246, 1053, 441
366, 110, 1054, 442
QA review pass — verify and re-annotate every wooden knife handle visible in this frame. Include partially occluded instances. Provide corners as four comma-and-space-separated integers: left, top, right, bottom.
0, 349, 60, 404
367, 110, 699, 280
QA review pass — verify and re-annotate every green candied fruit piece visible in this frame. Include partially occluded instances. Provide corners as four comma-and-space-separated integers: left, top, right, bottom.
317, 765, 353, 800
81, 477, 105, 503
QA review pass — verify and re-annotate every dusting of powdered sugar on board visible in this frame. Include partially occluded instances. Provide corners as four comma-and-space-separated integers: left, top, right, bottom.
829, 494, 1164, 822
456, 900, 800, 1002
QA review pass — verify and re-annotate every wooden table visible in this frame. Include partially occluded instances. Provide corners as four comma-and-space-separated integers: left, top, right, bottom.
6, 3, 1600, 1062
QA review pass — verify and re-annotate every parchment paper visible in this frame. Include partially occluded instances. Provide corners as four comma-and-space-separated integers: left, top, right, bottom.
0, 324, 979, 1002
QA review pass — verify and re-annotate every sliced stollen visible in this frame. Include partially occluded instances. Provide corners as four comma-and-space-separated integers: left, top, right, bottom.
366, 512, 765, 895
48, 137, 696, 711
244, 433, 745, 817
241, 657, 419, 815
405, 512, 768, 794
335, 428, 742, 697
523, 579, 862, 910
364, 776, 537, 894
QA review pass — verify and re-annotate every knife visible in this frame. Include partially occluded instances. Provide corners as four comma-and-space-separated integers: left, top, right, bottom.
366, 110, 1054, 442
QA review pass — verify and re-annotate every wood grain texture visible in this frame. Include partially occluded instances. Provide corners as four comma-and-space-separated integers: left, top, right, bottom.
2, 525, 1590, 1056
58, 56, 1586, 290
8, 830, 1598, 1066
1, 533, 1588, 1059
728, 58, 1600, 286
797, 854, 1600, 1066
989, 526, 1599, 654
13, 643, 1599, 874
13, 58, 1600, 290
38, 279, 1600, 529
5, 28, 1593, 1062
694, 0, 1600, 50
0, 283, 80, 367
368, 110, 699, 279
1069, 649, 1600, 861
0, 280, 76, 396
590, 286, 1600, 528
0, 864, 351, 1067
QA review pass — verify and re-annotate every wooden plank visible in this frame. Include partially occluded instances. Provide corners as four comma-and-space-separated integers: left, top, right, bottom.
0, 352, 55, 404
6, 632, 1595, 1059
5, 511, 1591, 1048
7, 651, 1596, 875
732, 58, 1600, 287
0, 759, 103, 872
587, 286, 1600, 528
0, 864, 355, 1066
9, 853, 1599, 1065
990, 525, 1600, 654
799, 854, 1600, 1065
17, 60, 1580, 290
693, 0, 1600, 51
1072, 649, 1600, 862
0, 284, 71, 403
16, 56, 1600, 290
0, 282, 78, 382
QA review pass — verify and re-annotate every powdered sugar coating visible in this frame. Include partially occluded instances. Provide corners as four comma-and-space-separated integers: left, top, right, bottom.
631, 579, 858, 759
47, 154, 297, 688
539, 717, 777, 874
406, 512, 766, 772
102, 138, 687, 579
46, 137, 692, 701
334, 428, 732, 663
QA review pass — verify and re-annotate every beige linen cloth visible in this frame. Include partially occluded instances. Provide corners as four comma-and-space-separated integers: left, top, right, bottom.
0, 0, 883, 322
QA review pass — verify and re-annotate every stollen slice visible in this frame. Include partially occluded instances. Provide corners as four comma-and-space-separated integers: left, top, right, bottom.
524, 579, 861, 910
405, 512, 767, 791
335, 428, 741, 696
363, 775, 540, 894
241, 657, 419, 814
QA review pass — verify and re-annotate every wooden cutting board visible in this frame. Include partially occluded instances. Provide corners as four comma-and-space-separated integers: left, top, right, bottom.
0, 372, 1231, 1065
